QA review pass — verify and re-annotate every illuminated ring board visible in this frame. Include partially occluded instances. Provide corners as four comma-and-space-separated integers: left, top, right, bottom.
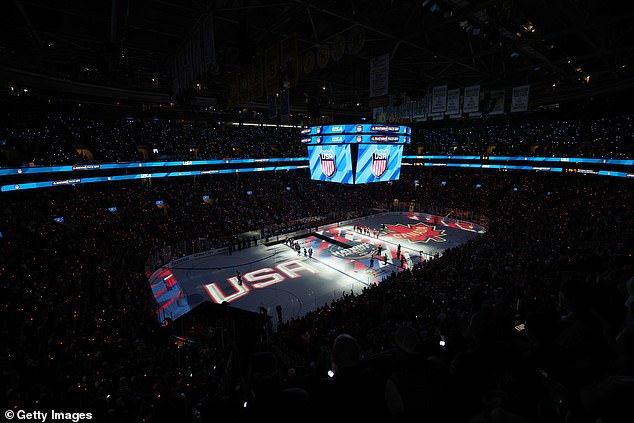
1, 165, 309, 192
1, 155, 630, 178
0, 157, 306, 177
1, 154, 633, 192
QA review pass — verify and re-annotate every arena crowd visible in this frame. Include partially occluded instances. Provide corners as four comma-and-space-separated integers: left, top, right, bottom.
1, 164, 633, 422
1, 100, 634, 422
2, 105, 634, 166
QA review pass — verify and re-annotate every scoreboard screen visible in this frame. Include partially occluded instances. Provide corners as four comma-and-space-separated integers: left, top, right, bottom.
301, 124, 411, 136
355, 144, 404, 183
307, 145, 354, 184
301, 134, 411, 144
303, 123, 410, 184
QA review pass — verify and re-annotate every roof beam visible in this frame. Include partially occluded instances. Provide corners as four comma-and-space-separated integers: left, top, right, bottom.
294, 0, 494, 81
12, 0, 44, 48
215, 2, 295, 11
515, 45, 634, 72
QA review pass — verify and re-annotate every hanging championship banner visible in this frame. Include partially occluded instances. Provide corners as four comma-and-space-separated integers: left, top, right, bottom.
370, 53, 390, 97
280, 89, 290, 121
412, 99, 425, 119
446, 88, 461, 115
331, 35, 346, 62
347, 27, 366, 54
184, 40, 195, 89
373, 107, 385, 122
463, 85, 480, 113
202, 13, 216, 71
264, 43, 280, 94
239, 73, 249, 102
228, 76, 240, 105
303, 50, 315, 75
432, 85, 448, 113
170, 60, 180, 98
268, 93, 278, 119
280, 36, 299, 87
191, 27, 203, 78
317, 44, 330, 69
511, 85, 530, 112
248, 57, 263, 99
178, 50, 188, 91
489, 89, 506, 115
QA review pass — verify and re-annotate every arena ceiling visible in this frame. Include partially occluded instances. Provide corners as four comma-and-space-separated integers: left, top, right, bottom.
2, 0, 634, 112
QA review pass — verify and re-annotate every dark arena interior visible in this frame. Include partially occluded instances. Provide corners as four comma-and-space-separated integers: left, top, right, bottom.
2, 1, 634, 422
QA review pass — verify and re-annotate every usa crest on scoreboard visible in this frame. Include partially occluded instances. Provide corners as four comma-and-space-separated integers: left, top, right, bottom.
371, 149, 389, 177
320, 151, 337, 178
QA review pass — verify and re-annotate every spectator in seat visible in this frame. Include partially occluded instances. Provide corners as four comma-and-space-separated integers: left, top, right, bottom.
385, 325, 455, 423
554, 279, 613, 386
240, 351, 310, 423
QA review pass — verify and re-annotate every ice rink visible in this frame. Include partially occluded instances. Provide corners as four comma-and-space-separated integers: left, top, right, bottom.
149, 212, 485, 323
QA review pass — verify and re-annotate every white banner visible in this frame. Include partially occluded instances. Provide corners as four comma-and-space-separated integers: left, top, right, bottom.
373, 107, 385, 122
412, 99, 426, 118
317, 44, 330, 69
511, 85, 530, 112
463, 85, 480, 113
432, 85, 448, 113
399, 103, 411, 120
370, 54, 390, 97
489, 89, 506, 115
446, 88, 461, 115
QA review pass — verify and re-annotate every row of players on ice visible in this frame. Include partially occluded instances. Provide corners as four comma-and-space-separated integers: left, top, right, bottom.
354, 224, 383, 238
285, 238, 314, 258
283, 234, 411, 269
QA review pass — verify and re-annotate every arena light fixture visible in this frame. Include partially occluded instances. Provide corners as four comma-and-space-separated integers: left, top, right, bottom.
522, 21, 535, 33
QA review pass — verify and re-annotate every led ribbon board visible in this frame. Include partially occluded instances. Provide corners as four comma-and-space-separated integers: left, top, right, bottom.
301, 124, 411, 136
301, 134, 411, 144
301, 124, 411, 144
0, 157, 307, 177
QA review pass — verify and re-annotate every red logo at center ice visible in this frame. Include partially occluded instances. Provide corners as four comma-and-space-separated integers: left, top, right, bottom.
385, 223, 446, 243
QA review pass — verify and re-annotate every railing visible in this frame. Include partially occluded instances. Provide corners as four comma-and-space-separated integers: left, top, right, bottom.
261, 209, 379, 239
145, 238, 227, 274
145, 205, 487, 276
386, 201, 490, 229
145, 208, 383, 274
